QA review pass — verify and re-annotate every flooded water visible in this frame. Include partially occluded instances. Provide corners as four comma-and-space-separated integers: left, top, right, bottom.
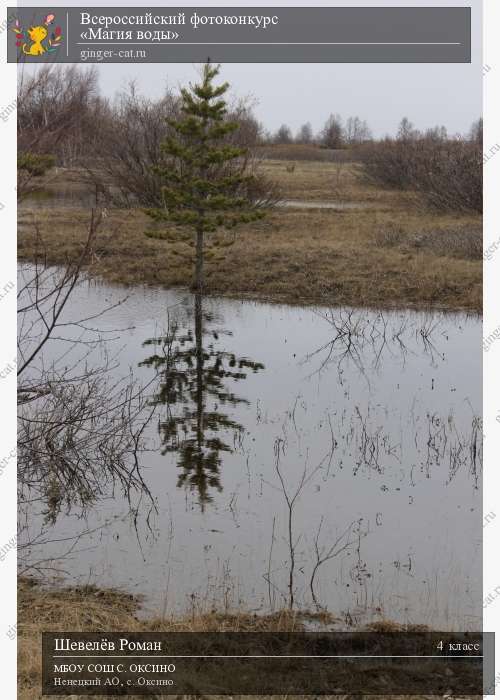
19, 183, 101, 210
19, 268, 482, 629
280, 199, 371, 210
19, 188, 371, 212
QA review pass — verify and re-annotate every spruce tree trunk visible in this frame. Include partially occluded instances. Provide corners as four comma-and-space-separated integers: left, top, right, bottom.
195, 226, 204, 293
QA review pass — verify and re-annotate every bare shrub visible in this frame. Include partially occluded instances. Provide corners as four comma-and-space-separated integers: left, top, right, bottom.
17, 66, 105, 201
82, 85, 179, 207
17, 65, 103, 166
361, 129, 482, 213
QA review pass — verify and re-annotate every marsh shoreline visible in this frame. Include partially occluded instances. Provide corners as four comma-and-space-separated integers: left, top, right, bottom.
18, 160, 482, 313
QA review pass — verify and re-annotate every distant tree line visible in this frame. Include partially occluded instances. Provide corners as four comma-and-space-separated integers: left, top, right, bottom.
264, 114, 482, 151
264, 114, 372, 147
17, 65, 480, 162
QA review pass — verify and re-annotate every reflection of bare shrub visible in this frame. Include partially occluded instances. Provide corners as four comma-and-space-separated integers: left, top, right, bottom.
361, 136, 482, 213
375, 224, 482, 260
18, 213, 154, 570
19, 366, 150, 525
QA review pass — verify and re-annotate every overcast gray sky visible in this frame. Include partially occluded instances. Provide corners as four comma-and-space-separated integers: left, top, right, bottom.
20, 0, 482, 137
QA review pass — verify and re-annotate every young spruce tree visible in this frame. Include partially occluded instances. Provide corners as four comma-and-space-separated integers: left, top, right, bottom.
145, 62, 265, 292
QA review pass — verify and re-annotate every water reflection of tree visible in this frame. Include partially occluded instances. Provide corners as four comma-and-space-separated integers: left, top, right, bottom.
140, 292, 264, 509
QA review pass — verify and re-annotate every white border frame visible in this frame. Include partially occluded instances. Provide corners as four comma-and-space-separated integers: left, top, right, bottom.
483, 0, 500, 691
0, 0, 18, 697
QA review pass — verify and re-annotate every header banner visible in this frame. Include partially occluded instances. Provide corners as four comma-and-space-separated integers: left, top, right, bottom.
7, 6, 471, 63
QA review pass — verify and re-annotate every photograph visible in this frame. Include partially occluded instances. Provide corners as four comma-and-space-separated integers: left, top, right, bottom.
0, 1, 493, 698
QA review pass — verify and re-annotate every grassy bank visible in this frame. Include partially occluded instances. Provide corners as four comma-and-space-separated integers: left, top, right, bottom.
15, 578, 346, 699
18, 160, 482, 312
18, 578, 304, 700
21, 577, 469, 700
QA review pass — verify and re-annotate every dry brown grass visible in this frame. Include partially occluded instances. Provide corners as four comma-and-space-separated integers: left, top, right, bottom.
375, 223, 483, 260
20, 578, 474, 700
18, 160, 482, 312
262, 159, 400, 203
18, 577, 306, 700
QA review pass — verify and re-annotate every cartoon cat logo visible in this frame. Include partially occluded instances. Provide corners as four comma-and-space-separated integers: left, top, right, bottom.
12, 14, 63, 56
